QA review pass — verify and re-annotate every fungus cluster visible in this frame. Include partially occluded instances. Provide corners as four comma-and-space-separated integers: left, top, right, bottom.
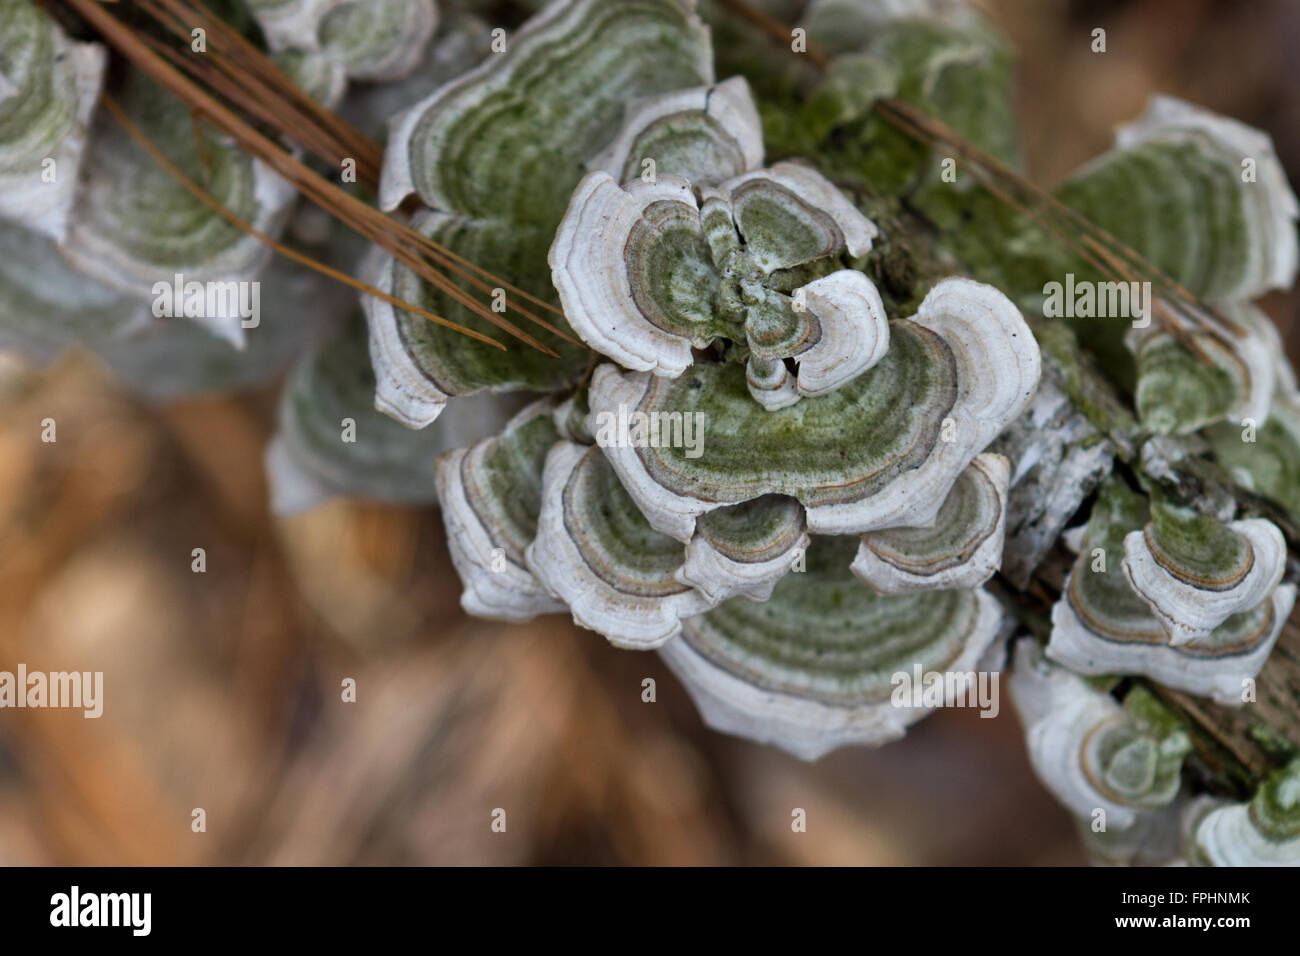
3, 0, 1299, 865
363, 0, 1041, 755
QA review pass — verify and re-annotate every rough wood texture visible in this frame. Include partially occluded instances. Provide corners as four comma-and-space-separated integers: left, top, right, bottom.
1153, 617, 1300, 796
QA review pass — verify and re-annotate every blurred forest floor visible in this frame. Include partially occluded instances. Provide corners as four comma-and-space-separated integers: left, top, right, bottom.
1, 0, 1297, 865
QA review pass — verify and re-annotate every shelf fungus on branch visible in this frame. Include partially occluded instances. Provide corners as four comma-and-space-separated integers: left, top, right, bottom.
0, 221, 146, 361
587, 77, 764, 188
551, 160, 883, 394
60, 75, 297, 347
1122, 497, 1288, 646
267, 317, 515, 515
1057, 95, 1299, 303
550, 173, 734, 378
433, 398, 566, 622
365, 0, 713, 426
508, 442, 810, 647
248, 0, 438, 81
271, 50, 348, 110
0, 0, 107, 243
1010, 641, 1191, 832
850, 452, 1009, 593
1046, 480, 1293, 705
379, 0, 713, 215
358, 217, 583, 428
1128, 321, 1275, 437
659, 536, 1003, 760
677, 495, 809, 603
586, 276, 1039, 541
526, 441, 717, 648
1205, 303, 1300, 521
1189, 759, 1300, 866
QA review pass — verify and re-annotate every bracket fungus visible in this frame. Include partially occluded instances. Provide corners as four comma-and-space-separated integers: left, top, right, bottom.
365, 0, 713, 426
1205, 304, 1300, 520
379, 0, 713, 214
1121, 499, 1288, 646
1011, 641, 1191, 831
659, 536, 1003, 760
434, 399, 566, 622
1047, 481, 1294, 705
525, 446, 813, 647
268, 317, 515, 515
586, 77, 764, 188
6, 0, 1300, 863
550, 173, 726, 378
1128, 323, 1276, 437
0, 0, 107, 243
515, 397, 815, 644
1055, 95, 1299, 303
551, 159, 883, 393
677, 495, 809, 604
1115, 96, 1299, 297
526, 441, 717, 648
1188, 759, 1300, 866
0, 220, 146, 362
61, 75, 297, 347
248, 0, 438, 81
851, 452, 1009, 593
586, 276, 1038, 542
